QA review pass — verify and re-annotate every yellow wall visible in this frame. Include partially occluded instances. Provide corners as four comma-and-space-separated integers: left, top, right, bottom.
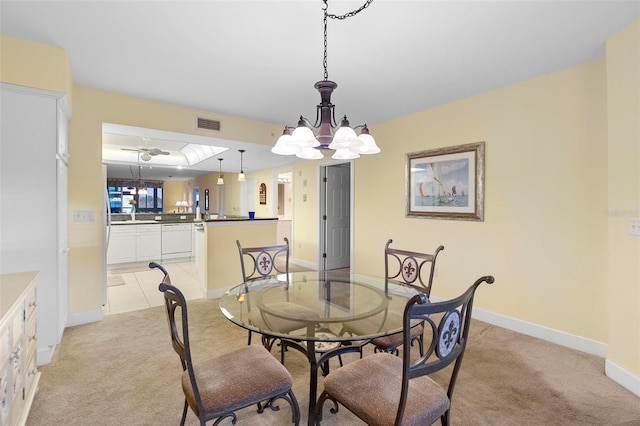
355, 59, 608, 343
3, 20, 638, 386
606, 21, 640, 377
67, 86, 283, 312
205, 222, 277, 291
292, 161, 322, 263
0, 35, 73, 104
163, 180, 190, 212
191, 171, 241, 215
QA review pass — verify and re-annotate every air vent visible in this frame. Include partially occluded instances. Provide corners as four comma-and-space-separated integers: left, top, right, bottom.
197, 117, 221, 132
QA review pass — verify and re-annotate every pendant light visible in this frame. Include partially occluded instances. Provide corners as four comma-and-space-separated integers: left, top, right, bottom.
217, 158, 224, 185
271, 0, 380, 160
238, 149, 246, 182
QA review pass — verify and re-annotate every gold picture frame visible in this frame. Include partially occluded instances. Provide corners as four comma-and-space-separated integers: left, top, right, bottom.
406, 142, 485, 221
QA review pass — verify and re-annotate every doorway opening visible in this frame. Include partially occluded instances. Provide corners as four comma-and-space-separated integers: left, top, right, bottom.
320, 162, 352, 271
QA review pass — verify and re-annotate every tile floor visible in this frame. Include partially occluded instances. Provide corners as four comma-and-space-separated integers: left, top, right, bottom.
104, 260, 203, 315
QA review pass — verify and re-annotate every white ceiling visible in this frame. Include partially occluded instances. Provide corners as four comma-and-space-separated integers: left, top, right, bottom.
2, 1, 638, 179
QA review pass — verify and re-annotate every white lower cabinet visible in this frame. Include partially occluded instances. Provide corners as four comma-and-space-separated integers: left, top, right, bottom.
136, 225, 162, 262
107, 226, 136, 264
107, 225, 161, 265
0, 272, 40, 426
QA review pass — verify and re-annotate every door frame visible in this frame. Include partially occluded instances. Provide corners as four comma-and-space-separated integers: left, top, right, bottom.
318, 159, 354, 271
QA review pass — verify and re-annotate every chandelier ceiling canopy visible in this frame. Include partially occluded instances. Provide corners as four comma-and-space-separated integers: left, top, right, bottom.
272, 0, 380, 161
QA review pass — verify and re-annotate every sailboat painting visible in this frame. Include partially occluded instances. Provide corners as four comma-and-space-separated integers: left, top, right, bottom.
406, 142, 485, 221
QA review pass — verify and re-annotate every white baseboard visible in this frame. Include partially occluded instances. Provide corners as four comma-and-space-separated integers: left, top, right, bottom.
37, 345, 56, 365
471, 306, 607, 357
471, 306, 640, 397
605, 359, 640, 398
291, 258, 318, 270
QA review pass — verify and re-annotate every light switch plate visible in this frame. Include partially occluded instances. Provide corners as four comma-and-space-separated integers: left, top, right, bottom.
73, 210, 94, 222
630, 219, 640, 236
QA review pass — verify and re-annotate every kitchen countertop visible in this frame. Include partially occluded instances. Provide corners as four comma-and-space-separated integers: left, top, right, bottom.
110, 214, 278, 225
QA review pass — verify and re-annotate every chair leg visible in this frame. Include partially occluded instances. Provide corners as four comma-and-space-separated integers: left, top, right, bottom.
441, 409, 450, 425
247, 330, 252, 345
180, 399, 188, 426
288, 389, 301, 425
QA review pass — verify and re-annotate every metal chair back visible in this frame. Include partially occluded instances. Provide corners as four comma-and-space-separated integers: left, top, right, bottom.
385, 238, 444, 296
396, 275, 495, 425
236, 237, 290, 282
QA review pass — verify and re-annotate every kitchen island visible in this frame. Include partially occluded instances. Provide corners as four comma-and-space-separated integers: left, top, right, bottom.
200, 218, 279, 297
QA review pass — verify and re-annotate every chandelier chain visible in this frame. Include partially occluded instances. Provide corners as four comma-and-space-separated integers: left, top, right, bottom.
322, 0, 374, 81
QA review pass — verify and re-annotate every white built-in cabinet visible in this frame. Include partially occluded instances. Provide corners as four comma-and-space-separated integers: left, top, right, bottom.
106, 225, 161, 264
0, 83, 70, 365
1, 272, 41, 426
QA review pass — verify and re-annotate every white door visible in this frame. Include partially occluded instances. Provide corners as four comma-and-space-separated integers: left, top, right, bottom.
1, 85, 61, 363
324, 163, 350, 270
56, 156, 69, 336
239, 178, 255, 216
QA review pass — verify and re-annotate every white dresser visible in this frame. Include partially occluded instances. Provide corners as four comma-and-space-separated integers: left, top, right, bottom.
0, 272, 40, 426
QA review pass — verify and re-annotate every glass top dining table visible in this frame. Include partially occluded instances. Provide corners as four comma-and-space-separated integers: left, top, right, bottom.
219, 270, 423, 425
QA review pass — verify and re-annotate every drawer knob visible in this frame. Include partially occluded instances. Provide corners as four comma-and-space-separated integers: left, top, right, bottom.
10, 347, 22, 361
28, 334, 37, 343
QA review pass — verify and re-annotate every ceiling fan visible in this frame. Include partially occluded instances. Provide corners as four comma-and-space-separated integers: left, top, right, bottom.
121, 146, 170, 161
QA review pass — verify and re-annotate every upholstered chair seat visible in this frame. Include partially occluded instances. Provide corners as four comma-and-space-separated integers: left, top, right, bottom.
317, 276, 495, 426
322, 352, 449, 426
182, 345, 294, 420
370, 322, 424, 355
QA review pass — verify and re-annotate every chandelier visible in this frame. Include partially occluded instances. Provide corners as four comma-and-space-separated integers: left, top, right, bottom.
271, 0, 380, 160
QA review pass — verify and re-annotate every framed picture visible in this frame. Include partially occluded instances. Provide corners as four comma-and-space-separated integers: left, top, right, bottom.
406, 141, 485, 221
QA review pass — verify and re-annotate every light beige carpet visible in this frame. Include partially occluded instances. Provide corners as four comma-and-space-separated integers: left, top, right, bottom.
27, 299, 640, 426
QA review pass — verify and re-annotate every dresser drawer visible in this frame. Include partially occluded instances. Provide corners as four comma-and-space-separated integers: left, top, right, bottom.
0, 362, 10, 426
9, 307, 24, 352
23, 354, 38, 404
24, 286, 37, 325
0, 327, 8, 362
25, 315, 37, 362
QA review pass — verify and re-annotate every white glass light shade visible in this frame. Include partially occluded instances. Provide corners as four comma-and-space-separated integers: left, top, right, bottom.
296, 146, 324, 160
271, 133, 299, 155
238, 172, 245, 182
217, 176, 224, 185
332, 148, 360, 160
291, 125, 320, 148
329, 125, 362, 150
355, 132, 380, 154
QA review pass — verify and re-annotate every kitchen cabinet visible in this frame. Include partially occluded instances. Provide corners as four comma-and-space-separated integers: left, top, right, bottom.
107, 226, 136, 264
0, 83, 70, 365
136, 225, 162, 262
0, 272, 40, 426
107, 225, 161, 265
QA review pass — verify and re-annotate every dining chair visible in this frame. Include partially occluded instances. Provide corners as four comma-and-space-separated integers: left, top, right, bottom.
371, 238, 445, 355
340, 239, 445, 357
236, 238, 319, 362
150, 261, 301, 426
317, 275, 495, 426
